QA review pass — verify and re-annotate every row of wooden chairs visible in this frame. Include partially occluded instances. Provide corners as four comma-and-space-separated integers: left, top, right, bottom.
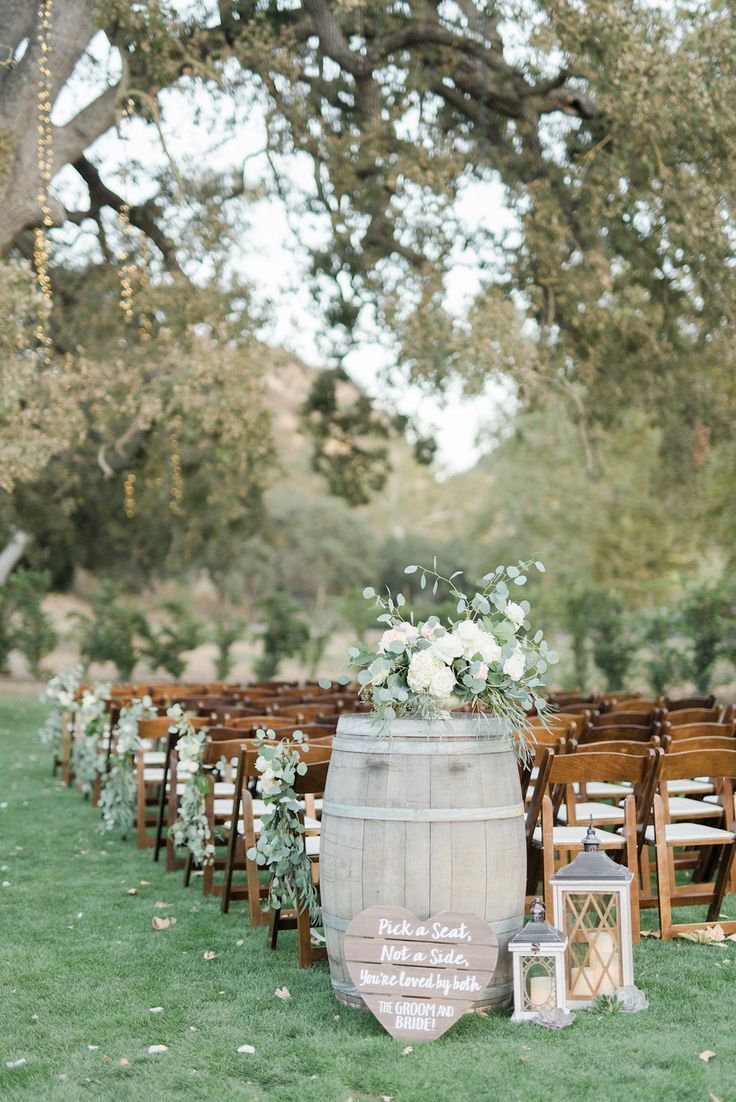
524, 708, 736, 940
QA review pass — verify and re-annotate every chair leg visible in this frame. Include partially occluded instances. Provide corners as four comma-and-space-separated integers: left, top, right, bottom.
267, 908, 280, 950
541, 795, 555, 919
623, 797, 640, 943
653, 795, 673, 940
297, 907, 313, 968
183, 852, 193, 887
707, 843, 736, 922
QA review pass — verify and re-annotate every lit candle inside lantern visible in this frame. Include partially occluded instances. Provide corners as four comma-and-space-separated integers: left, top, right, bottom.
528, 974, 553, 1007
590, 931, 617, 995
569, 965, 595, 998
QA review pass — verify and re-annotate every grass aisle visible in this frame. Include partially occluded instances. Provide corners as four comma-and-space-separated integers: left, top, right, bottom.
1, 693, 736, 1101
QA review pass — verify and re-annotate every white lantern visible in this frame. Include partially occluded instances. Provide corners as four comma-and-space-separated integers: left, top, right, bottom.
551, 823, 634, 1009
509, 898, 568, 1020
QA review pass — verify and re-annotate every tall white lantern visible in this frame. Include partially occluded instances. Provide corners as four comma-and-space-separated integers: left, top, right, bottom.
509, 898, 568, 1021
551, 823, 634, 1009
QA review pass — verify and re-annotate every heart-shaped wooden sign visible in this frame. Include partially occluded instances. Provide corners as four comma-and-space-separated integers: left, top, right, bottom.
344, 906, 498, 1042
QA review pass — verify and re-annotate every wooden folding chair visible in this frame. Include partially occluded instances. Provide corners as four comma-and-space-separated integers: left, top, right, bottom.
647, 749, 736, 938
531, 748, 663, 942
665, 695, 717, 711
266, 751, 332, 968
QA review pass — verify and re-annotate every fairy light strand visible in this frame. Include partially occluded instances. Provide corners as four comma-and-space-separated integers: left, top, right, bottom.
34, 0, 54, 363
169, 415, 184, 515
123, 472, 137, 518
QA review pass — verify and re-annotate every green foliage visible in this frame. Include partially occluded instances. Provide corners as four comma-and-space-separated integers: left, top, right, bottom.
141, 602, 204, 680
254, 593, 309, 681
0, 589, 13, 675
71, 582, 147, 680
562, 591, 592, 691
678, 578, 736, 693
587, 589, 634, 692
6, 570, 57, 677
636, 608, 688, 697
211, 615, 246, 681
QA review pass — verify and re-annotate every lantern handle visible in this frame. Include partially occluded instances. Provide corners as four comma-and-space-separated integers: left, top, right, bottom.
582, 817, 600, 852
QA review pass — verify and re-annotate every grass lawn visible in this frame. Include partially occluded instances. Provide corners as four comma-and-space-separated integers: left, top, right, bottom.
1, 692, 736, 1101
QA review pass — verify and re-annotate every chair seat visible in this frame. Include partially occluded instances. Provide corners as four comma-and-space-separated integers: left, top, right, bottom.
143, 768, 165, 782
142, 751, 166, 766
225, 813, 320, 836
532, 825, 625, 849
668, 796, 723, 820
666, 778, 716, 796
582, 782, 632, 799
644, 822, 736, 845
558, 801, 625, 824
305, 835, 320, 857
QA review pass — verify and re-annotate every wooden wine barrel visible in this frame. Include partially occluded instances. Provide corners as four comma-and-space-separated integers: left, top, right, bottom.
320, 713, 526, 1010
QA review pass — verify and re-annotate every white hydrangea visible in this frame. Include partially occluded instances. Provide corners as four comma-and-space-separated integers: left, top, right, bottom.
503, 646, 526, 682
407, 649, 446, 693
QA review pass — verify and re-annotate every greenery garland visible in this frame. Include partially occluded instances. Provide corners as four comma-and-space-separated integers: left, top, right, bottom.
167, 704, 214, 867
38, 665, 82, 754
71, 683, 110, 796
247, 730, 319, 917
99, 696, 156, 836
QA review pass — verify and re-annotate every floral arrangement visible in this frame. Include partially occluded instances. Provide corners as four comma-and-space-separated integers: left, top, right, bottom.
71, 683, 110, 796
99, 696, 157, 835
167, 704, 214, 867
38, 665, 82, 753
248, 729, 319, 917
348, 558, 558, 750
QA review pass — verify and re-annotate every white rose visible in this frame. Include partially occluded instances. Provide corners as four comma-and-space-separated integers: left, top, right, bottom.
431, 632, 464, 665
453, 619, 486, 658
379, 623, 419, 653
429, 665, 456, 699
476, 662, 489, 681
505, 601, 526, 630
477, 634, 502, 664
407, 649, 445, 692
503, 647, 526, 682
259, 767, 279, 795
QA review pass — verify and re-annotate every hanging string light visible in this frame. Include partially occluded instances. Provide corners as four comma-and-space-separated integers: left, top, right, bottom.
34, 0, 54, 364
123, 472, 137, 518
168, 415, 184, 515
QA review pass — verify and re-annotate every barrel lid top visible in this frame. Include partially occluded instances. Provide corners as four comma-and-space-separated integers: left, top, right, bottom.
335, 712, 513, 739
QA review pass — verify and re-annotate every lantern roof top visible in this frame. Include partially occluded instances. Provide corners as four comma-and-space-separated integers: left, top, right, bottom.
509, 898, 566, 948
551, 822, 633, 883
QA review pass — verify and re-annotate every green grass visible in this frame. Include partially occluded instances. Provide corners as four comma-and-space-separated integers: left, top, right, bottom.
1, 692, 736, 1101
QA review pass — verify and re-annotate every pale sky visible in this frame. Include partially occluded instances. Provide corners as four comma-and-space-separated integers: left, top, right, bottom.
51, 24, 520, 474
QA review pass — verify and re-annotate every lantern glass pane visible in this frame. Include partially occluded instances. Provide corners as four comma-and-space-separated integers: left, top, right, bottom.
563, 891, 623, 998
521, 955, 557, 1012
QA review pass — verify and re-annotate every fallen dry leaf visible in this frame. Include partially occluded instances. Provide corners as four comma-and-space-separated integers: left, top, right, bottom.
237, 1045, 255, 1054
640, 930, 661, 939
140, 880, 150, 886
119, 1058, 129, 1066
678, 926, 725, 944
126, 888, 137, 896
6, 1059, 26, 1069
154, 901, 171, 909
203, 951, 217, 961
151, 917, 171, 931
236, 939, 244, 947
149, 1007, 164, 1014
401, 1046, 413, 1056
87, 1045, 99, 1052
700, 1051, 716, 1063
189, 1026, 197, 1033
274, 987, 290, 1000
148, 1045, 168, 1055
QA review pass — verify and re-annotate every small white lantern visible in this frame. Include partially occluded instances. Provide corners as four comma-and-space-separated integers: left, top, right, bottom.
509, 898, 568, 1020
551, 823, 634, 1008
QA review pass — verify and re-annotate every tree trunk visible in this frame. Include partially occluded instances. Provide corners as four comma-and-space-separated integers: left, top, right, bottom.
0, 530, 31, 585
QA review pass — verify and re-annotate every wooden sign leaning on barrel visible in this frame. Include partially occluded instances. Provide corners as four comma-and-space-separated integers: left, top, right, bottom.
344, 906, 499, 1041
